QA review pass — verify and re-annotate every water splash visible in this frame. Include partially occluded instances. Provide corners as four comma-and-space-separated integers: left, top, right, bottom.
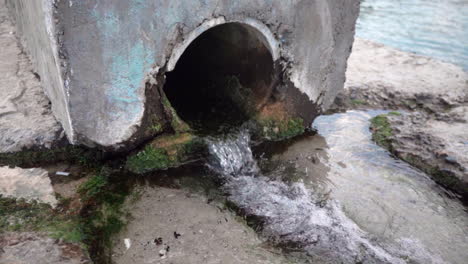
204, 130, 445, 263
206, 131, 258, 177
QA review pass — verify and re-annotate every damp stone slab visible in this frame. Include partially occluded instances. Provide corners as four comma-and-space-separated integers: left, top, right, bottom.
0, 166, 57, 207
6, 0, 360, 149
0, 1, 63, 154
385, 107, 468, 198
0, 232, 91, 264
112, 187, 289, 264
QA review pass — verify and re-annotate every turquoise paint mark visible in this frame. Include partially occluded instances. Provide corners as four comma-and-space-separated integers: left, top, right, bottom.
101, 14, 119, 37
93, 6, 155, 119
108, 41, 153, 107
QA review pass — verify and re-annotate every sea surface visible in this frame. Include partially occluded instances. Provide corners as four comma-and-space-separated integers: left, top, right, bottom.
357, 0, 468, 70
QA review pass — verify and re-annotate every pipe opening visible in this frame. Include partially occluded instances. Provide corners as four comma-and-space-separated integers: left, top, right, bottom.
164, 22, 275, 134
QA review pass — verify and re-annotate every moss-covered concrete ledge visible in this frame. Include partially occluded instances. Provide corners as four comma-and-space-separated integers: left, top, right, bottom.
370, 111, 468, 202
125, 133, 206, 174
126, 110, 311, 173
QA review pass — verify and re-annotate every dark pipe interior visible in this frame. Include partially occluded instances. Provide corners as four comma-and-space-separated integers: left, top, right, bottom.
164, 23, 274, 134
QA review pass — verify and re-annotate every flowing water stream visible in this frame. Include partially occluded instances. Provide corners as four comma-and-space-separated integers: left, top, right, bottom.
204, 111, 468, 264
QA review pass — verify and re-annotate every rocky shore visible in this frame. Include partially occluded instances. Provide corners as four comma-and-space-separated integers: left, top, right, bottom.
370, 108, 468, 201
334, 38, 468, 201
332, 38, 467, 114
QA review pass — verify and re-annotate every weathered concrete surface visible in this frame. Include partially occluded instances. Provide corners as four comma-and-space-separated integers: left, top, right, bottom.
332, 38, 468, 113
0, 166, 57, 206
383, 108, 468, 200
112, 187, 289, 264
0, 232, 91, 264
7, 0, 360, 149
0, 2, 64, 154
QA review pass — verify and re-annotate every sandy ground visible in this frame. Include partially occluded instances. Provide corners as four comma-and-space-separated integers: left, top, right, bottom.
332, 38, 468, 112
0, 1, 63, 154
112, 186, 290, 264
346, 38, 467, 102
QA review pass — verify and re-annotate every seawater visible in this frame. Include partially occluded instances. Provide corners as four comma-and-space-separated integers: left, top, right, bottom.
357, 0, 468, 70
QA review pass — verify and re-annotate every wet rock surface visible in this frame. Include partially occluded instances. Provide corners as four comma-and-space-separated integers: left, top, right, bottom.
312, 112, 468, 264
332, 38, 467, 113
383, 107, 468, 199
333, 38, 468, 201
0, 2, 63, 154
0, 232, 91, 264
112, 186, 288, 264
0, 164, 92, 264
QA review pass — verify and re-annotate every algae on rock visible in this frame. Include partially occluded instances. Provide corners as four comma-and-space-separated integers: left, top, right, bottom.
126, 133, 205, 174
256, 117, 306, 141
0, 196, 85, 246
369, 112, 400, 151
0, 145, 104, 168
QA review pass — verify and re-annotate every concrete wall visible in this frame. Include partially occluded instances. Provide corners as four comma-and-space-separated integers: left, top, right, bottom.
7, 0, 360, 149
6, 0, 73, 140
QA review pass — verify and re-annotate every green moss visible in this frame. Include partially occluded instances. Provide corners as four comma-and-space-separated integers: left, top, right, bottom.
0, 170, 123, 249
78, 174, 108, 201
0, 196, 85, 246
428, 168, 463, 191
46, 219, 86, 244
1, 165, 137, 263
370, 114, 393, 150
388, 111, 401, 116
258, 117, 306, 141
401, 154, 468, 198
161, 96, 191, 133
351, 99, 366, 106
0, 145, 103, 168
370, 115, 467, 200
149, 123, 163, 134
126, 146, 171, 174
125, 134, 205, 174
77, 167, 132, 262
369, 111, 400, 149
